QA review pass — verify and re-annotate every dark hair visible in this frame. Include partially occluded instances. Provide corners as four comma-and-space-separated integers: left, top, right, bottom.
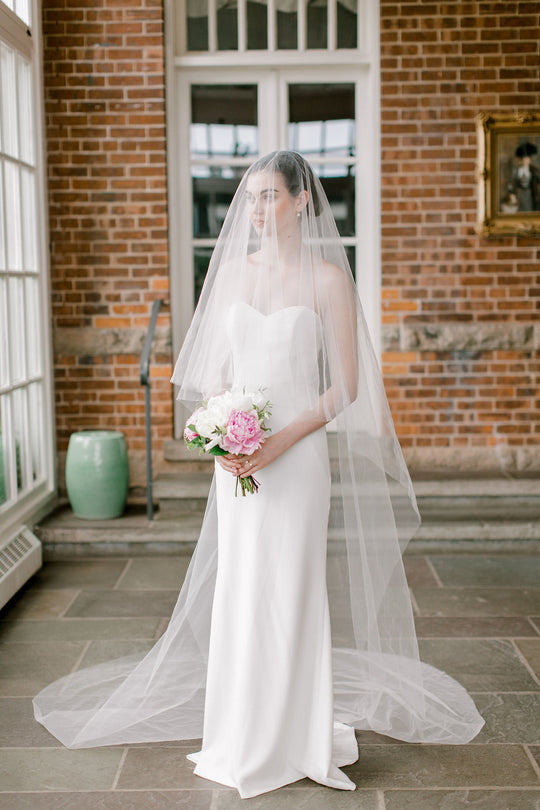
247, 150, 322, 217
516, 141, 538, 159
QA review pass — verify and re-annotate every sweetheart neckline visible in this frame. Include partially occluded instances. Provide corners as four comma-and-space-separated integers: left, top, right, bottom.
233, 302, 321, 321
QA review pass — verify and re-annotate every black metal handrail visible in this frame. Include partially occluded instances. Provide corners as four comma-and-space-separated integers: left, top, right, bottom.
140, 298, 163, 521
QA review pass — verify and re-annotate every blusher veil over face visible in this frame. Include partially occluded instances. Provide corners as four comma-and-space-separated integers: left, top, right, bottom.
33, 151, 484, 749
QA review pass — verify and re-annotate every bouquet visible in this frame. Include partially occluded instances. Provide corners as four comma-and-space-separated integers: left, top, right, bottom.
184, 389, 272, 496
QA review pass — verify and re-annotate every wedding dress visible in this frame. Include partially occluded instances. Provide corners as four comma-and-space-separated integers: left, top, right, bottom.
33, 151, 484, 800
186, 301, 358, 795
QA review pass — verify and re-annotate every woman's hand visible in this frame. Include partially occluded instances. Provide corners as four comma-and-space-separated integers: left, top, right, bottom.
215, 431, 295, 478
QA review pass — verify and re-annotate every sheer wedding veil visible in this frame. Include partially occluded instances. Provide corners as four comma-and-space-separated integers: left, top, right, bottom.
33, 151, 483, 747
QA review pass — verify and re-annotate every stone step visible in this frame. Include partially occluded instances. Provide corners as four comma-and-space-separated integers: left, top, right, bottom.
154, 471, 540, 522
35, 502, 540, 558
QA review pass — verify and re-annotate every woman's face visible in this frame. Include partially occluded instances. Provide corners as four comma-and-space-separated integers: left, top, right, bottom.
245, 170, 304, 236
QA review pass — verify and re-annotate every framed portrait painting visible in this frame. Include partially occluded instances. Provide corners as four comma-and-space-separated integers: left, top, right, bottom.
476, 111, 540, 236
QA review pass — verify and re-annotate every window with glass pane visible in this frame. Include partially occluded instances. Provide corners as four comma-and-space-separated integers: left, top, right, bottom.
337, 0, 357, 48
190, 84, 258, 302
186, 0, 209, 51
0, 32, 48, 514
0, 0, 31, 25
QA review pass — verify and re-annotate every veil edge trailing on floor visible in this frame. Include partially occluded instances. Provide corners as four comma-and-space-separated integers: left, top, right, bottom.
33, 151, 484, 749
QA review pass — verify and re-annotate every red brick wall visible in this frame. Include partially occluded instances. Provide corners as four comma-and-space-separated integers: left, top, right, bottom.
42, 0, 172, 488
380, 0, 540, 465
43, 0, 540, 487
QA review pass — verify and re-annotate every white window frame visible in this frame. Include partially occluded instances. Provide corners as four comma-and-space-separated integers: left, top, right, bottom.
0, 0, 56, 541
165, 0, 380, 438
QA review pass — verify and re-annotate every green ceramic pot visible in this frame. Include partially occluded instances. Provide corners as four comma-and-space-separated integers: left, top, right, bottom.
65, 430, 129, 519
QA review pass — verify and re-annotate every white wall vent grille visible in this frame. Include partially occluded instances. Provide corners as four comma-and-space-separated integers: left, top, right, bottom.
0, 526, 42, 610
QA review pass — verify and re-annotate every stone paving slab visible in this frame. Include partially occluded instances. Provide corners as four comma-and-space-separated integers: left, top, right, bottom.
0, 793, 214, 810
347, 744, 539, 788
0, 641, 85, 696
0, 747, 124, 791
384, 789, 540, 809
418, 638, 539, 691
116, 746, 232, 791
64, 590, 179, 619
472, 693, 540, 744
414, 616, 539, 638
0, 698, 59, 747
1, 553, 539, 806
413, 587, 540, 617
429, 555, 540, 587
0, 618, 161, 642
215, 788, 380, 808
116, 557, 192, 590
2, 589, 79, 620
77, 639, 155, 668
403, 557, 440, 588
30, 560, 128, 590
516, 639, 540, 680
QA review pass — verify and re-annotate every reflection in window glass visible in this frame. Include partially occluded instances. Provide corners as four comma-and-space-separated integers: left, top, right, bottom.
0, 42, 19, 159
217, 0, 238, 50
4, 162, 22, 270
8, 277, 26, 383
307, 0, 327, 49
2, 0, 31, 25
25, 276, 41, 378
193, 247, 214, 306
12, 386, 28, 494
16, 0, 31, 26
247, 0, 267, 49
277, 7, 297, 49
20, 167, 37, 271
337, 0, 357, 48
0, 279, 7, 388
17, 55, 34, 165
0, 163, 5, 271
288, 84, 355, 159
191, 85, 258, 159
318, 171, 355, 237
0, 397, 9, 506
187, 0, 209, 51
192, 165, 246, 238
27, 381, 43, 484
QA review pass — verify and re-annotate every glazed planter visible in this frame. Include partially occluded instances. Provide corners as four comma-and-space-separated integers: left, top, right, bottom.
65, 430, 129, 519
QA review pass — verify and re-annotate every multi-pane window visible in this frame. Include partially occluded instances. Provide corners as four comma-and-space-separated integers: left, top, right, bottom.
183, 0, 359, 53
0, 2, 52, 523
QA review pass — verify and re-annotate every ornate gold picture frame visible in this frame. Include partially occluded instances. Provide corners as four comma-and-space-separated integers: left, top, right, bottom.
476, 111, 540, 236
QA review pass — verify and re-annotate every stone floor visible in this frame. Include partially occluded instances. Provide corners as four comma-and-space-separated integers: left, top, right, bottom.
1, 552, 540, 809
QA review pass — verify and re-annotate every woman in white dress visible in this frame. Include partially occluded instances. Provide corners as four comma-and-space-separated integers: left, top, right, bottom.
33, 151, 484, 799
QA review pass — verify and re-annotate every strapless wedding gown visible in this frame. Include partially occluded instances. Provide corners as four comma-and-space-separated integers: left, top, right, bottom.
186, 302, 358, 796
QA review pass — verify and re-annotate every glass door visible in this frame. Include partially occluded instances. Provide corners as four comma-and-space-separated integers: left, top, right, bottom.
172, 66, 377, 434
0, 9, 55, 538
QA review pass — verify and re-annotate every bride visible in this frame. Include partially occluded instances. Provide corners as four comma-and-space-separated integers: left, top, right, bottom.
33, 151, 484, 799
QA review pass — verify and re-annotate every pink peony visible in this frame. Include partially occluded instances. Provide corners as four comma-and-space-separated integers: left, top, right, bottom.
221, 409, 264, 455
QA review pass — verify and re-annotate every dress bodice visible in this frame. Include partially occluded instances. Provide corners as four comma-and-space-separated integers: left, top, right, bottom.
226, 301, 323, 430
